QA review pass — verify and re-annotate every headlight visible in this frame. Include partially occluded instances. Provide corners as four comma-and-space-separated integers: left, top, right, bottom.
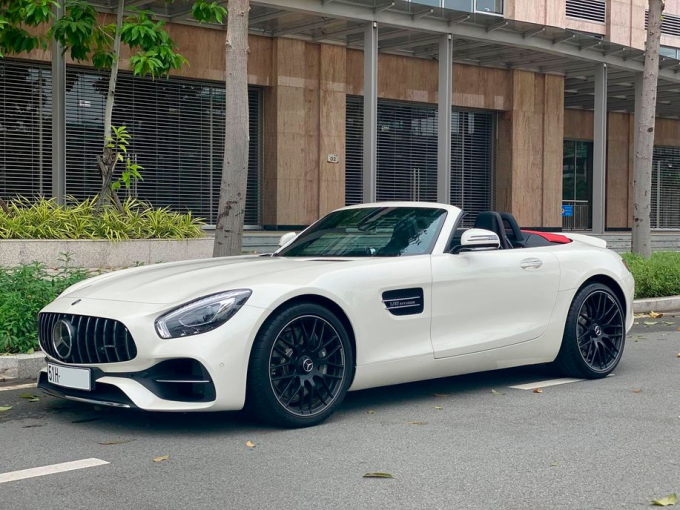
155, 289, 252, 339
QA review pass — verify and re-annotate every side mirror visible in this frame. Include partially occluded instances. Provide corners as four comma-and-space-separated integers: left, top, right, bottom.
457, 228, 500, 253
278, 232, 298, 248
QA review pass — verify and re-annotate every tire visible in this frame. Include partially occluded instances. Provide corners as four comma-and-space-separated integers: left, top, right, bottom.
553, 283, 626, 379
246, 302, 354, 428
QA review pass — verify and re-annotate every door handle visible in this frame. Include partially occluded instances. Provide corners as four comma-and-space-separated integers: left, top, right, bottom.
520, 258, 543, 270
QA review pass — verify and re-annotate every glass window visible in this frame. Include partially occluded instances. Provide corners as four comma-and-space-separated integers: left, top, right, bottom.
475, 0, 503, 14
660, 46, 679, 59
444, 0, 473, 11
412, 0, 441, 7
279, 207, 447, 258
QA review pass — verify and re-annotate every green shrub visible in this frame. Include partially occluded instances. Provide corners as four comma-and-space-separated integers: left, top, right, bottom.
0, 197, 205, 240
622, 252, 680, 299
0, 258, 91, 354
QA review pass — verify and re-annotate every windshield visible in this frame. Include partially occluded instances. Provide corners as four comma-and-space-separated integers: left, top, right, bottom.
278, 207, 447, 258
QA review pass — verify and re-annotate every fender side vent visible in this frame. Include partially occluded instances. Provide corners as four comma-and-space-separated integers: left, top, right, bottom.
382, 288, 424, 316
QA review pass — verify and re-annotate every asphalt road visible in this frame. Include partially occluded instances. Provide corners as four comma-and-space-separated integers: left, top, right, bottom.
1, 318, 679, 510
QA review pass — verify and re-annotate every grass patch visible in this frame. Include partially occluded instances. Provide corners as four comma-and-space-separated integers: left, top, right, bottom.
622, 252, 680, 299
0, 197, 205, 240
0, 259, 91, 354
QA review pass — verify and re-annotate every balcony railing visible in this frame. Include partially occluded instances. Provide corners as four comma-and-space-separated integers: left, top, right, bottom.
562, 200, 590, 231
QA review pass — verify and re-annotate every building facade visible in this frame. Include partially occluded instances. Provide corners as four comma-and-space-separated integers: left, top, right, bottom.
1, 0, 680, 232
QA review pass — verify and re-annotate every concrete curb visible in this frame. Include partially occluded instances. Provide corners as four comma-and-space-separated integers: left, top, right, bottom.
633, 295, 680, 314
0, 352, 45, 380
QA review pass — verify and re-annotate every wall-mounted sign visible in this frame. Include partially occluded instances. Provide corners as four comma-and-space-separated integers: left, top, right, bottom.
327, 154, 339, 164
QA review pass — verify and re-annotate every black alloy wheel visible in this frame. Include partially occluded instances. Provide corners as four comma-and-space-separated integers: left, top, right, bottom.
576, 290, 625, 373
247, 303, 353, 427
269, 315, 346, 416
554, 283, 626, 379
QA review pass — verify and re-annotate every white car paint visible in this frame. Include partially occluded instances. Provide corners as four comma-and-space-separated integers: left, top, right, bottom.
37, 202, 635, 412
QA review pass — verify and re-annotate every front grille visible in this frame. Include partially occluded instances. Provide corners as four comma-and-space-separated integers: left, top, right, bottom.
39, 313, 138, 364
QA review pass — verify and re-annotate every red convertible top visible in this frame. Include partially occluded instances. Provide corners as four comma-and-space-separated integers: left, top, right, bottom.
521, 230, 572, 244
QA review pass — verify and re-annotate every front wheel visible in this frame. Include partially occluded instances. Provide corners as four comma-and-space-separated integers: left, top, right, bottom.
246, 303, 354, 428
554, 283, 626, 379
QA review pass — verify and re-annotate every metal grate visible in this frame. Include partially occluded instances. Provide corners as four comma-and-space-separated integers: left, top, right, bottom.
646, 11, 680, 37
376, 99, 438, 203
64, 67, 262, 226
566, 0, 606, 24
0, 59, 52, 201
345, 96, 495, 219
39, 312, 138, 364
345, 96, 363, 205
652, 146, 680, 229
450, 111, 494, 223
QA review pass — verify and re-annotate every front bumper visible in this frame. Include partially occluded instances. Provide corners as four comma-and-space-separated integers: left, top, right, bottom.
38, 297, 271, 412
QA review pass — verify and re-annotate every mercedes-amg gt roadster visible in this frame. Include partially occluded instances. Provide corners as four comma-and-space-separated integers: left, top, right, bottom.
38, 203, 634, 427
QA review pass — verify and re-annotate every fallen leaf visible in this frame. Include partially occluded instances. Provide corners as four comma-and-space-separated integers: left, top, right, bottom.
533, 388, 543, 394
0, 406, 12, 412
633, 389, 642, 394
246, 440, 256, 448
491, 389, 505, 396
649, 311, 664, 319
28, 398, 39, 403
634, 313, 647, 318
652, 493, 677, 506
366, 410, 375, 414
19, 393, 38, 399
434, 406, 443, 410
363, 472, 393, 479
22, 423, 46, 428
432, 393, 450, 398
153, 455, 169, 463
676, 353, 680, 358
26, 348, 34, 355
677, 327, 680, 332
550, 462, 558, 467
98, 439, 136, 445
644, 321, 658, 326
663, 321, 675, 326
407, 421, 428, 425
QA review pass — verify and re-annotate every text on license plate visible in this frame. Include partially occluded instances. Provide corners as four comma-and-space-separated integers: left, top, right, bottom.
47, 363, 91, 391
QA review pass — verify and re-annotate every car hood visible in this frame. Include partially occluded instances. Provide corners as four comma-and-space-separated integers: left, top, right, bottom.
61, 256, 348, 305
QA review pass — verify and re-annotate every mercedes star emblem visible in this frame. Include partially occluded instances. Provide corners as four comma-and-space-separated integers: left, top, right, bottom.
52, 319, 75, 360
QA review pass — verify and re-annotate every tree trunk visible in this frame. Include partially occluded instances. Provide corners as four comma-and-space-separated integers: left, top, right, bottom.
213, 0, 250, 257
632, 0, 664, 258
96, 0, 125, 212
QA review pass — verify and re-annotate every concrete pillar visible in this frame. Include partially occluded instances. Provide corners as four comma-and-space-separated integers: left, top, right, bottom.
437, 34, 452, 204
51, 3, 66, 204
592, 63, 607, 233
362, 22, 378, 203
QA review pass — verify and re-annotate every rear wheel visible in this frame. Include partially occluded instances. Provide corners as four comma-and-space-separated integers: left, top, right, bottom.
247, 303, 353, 428
554, 283, 625, 379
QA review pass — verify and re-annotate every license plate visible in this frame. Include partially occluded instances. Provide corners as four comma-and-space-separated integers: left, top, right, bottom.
47, 363, 91, 391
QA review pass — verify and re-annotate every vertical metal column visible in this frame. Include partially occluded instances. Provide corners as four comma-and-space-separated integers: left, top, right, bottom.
51, 3, 66, 204
437, 34, 452, 204
592, 63, 607, 234
362, 22, 378, 203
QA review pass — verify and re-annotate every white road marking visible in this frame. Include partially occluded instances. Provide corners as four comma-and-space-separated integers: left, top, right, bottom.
0, 382, 37, 392
509, 378, 584, 390
0, 458, 109, 484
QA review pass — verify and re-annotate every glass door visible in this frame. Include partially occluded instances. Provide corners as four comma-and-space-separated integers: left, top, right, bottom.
562, 140, 593, 230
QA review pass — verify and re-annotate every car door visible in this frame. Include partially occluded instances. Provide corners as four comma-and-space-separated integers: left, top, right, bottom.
429, 247, 561, 359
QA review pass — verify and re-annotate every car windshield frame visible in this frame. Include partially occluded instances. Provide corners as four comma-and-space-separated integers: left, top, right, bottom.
277, 206, 448, 258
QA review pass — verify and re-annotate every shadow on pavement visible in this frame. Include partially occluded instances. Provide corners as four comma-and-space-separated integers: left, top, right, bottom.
32, 363, 555, 434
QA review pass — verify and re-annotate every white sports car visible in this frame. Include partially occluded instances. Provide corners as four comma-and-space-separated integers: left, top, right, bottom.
38, 203, 634, 427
